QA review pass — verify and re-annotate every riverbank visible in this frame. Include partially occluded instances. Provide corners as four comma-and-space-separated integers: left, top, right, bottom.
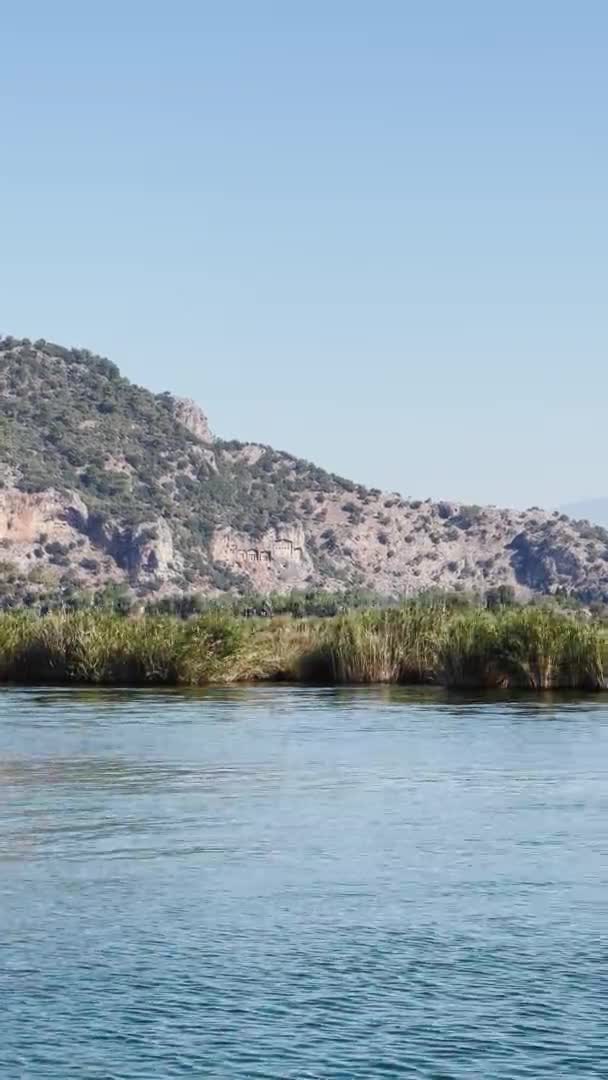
0, 606, 606, 689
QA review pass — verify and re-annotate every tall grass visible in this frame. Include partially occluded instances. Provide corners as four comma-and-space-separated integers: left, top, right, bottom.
496, 608, 606, 690
0, 613, 258, 685
437, 612, 505, 689
0, 605, 605, 689
437, 607, 607, 690
299, 607, 442, 683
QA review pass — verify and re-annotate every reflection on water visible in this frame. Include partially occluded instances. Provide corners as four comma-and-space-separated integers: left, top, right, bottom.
1, 686, 607, 1077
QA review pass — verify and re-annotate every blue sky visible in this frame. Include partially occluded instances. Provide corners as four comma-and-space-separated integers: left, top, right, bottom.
1, 1, 606, 508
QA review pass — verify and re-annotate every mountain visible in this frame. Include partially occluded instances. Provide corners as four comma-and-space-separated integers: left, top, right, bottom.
1, 334, 608, 609
560, 498, 608, 530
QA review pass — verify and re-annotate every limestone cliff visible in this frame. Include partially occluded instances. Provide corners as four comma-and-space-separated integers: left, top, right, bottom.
0, 485, 182, 591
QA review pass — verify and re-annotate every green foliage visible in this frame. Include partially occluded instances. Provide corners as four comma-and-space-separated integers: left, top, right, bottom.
0, 606, 605, 688
438, 612, 503, 688
495, 608, 606, 690
298, 604, 608, 689
299, 607, 442, 683
438, 607, 607, 690
485, 584, 516, 610
147, 587, 389, 619
0, 339, 360, 581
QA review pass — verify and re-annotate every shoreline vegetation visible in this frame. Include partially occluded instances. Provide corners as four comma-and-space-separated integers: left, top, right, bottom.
0, 603, 607, 690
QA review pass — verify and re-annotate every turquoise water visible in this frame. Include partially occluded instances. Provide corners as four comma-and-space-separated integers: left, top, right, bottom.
1, 686, 607, 1078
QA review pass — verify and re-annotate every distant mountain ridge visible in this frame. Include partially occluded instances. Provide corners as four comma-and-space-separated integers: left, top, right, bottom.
560, 498, 608, 530
1, 335, 608, 608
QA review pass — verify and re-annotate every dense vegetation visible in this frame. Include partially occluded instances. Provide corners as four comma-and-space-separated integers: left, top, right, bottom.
0, 604, 606, 689
0, 580, 542, 619
0, 336, 358, 538
3, 335, 608, 605
0, 336, 383, 596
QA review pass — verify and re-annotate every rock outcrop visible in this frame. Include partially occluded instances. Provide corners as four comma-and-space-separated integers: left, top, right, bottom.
79, 512, 181, 581
170, 396, 213, 442
211, 525, 313, 587
0, 489, 88, 546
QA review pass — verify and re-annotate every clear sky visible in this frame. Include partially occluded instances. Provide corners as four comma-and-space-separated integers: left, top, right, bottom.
1, 1, 606, 508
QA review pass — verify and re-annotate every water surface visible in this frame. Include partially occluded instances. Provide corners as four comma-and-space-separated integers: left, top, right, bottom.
1, 686, 607, 1077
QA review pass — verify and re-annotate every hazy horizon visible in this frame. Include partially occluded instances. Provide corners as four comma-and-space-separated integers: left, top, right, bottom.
2, 1, 606, 509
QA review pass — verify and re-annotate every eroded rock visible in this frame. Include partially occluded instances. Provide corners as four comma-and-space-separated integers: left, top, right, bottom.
170, 396, 213, 443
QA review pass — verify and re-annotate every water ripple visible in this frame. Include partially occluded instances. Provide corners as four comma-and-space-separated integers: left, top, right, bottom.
1, 686, 607, 1076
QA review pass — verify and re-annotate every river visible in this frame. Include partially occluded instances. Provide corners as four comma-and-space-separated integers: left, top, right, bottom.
1, 686, 606, 1077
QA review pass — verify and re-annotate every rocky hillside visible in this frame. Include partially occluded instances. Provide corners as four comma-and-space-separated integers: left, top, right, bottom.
1, 335, 608, 609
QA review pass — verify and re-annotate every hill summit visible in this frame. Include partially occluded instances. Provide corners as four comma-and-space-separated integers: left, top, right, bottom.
1, 334, 608, 609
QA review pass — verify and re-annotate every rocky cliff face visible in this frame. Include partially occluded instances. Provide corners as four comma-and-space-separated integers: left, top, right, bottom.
86, 513, 181, 579
0, 486, 183, 591
0, 489, 88, 547
169, 397, 213, 443
1, 335, 608, 607
211, 524, 313, 588
208, 480, 608, 601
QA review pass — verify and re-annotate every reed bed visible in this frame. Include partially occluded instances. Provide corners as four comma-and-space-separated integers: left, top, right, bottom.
0, 605, 605, 689
298, 608, 440, 683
